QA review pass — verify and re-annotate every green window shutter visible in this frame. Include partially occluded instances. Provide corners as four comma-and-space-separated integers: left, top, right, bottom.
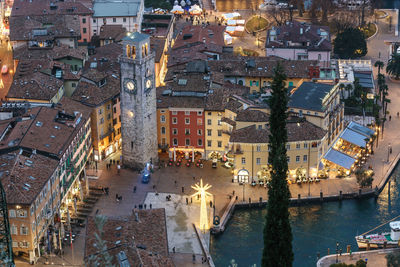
250, 81, 252, 86
256, 81, 259, 86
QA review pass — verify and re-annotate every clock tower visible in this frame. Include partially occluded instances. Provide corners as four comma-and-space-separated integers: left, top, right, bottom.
120, 32, 158, 169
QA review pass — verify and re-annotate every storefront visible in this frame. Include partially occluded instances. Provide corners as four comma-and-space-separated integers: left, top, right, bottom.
236, 169, 249, 184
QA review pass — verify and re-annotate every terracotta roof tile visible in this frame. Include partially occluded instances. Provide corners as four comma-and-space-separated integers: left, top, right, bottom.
173, 25, 225, 49
236, 109, 269, 122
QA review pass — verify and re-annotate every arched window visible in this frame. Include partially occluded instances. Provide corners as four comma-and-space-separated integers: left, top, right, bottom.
142, 45, 145, 58
145, 43, 148, 56
131, 45, 136, 59
238, 80, 244, 85
126, 45, 131, 57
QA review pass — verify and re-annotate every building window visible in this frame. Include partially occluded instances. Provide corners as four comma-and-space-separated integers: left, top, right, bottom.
82, 18, 86, 24
312, 142, 318, 148
107, 113, 111, 120
198, 129, 202, 135
11, 225, 17, 235
241, 157, 246, 164
17, 209, 27, 218
318, 54, 321, 60
256, 158, 261, 165
172, 111, 177, 115
113, 18, 116, 22
207, 140, 212, 147
198, 111, 202, 115
256, 145, 261, 152
185, 111, 190, 115
304, 143, 308, 149
107, 104, 111, 110
161, 127, 166, 134
296, 143, 300, 149
160, 115, 166, 123
185, 118, 190, 124
286, 144, 290, 150
100, 118, 104, 124
185, 139, 190, 146
303, 155, 308, 162
172, 128, 177, 135
217, 120, 221, 126
268, 145, 271, 152
123, 17, 127, 22
198, 139, 203, 146
160, 109, 165, 113
207, 129, 212, 136
299, 110, 303, 117
20, 226, 28, 235
98, 108, 102, 115
83, 28, 87, 33
93, 19, 96, 23
173, 138, 178, 145
197, 118, 203, 125
207, 119, 212, 125
9, 210, 15, 218
208, 112, 211, 115
217, 130, 222, 136
72, 82, 76, 87
172, 117, 177, 124
185, 128, 190, 135
258, 125, 262, 130
217, 141, 222, 147
296, 156, 300, 162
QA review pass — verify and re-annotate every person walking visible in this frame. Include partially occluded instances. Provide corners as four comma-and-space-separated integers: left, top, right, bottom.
117, 164, 121, 174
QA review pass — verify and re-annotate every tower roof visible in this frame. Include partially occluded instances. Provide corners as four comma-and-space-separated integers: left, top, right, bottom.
122, 31, 149, 43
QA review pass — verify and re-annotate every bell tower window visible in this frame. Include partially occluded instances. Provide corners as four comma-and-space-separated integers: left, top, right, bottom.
131, 45, 136, 59
126, 45, 130, 57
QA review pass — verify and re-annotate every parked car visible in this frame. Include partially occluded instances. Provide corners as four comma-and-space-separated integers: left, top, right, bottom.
1, 65, 8, 74
142, 169, 150, 183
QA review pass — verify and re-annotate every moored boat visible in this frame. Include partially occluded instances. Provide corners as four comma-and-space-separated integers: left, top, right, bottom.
355, 221, 400, 249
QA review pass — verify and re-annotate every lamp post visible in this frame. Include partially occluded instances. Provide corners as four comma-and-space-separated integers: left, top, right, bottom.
336, 242, 339, 263
387, 143, 391, 163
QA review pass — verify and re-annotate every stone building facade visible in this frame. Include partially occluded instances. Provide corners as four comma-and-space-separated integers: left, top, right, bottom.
120, 32, 158, 169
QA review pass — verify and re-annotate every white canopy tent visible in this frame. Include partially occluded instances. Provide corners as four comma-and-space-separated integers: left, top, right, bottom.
189, 4, 202, 15
171, 5, 184, 14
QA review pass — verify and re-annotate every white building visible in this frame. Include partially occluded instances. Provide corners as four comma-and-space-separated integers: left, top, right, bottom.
91, 0, 144, 37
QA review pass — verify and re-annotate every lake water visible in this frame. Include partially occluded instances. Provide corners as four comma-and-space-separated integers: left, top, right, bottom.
210, 163, 400, 266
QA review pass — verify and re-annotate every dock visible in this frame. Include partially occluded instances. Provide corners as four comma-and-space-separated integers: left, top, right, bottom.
211, 196, 236, 234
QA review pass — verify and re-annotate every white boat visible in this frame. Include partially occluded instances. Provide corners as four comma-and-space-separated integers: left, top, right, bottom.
355, 221, 400, 249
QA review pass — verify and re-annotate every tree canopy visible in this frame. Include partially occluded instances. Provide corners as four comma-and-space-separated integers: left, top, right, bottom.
333, 28, 368, 59
386, 53, 400, 79
262, 64, 293, 267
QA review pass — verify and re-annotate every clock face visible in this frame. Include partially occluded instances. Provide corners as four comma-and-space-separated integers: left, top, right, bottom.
124, 79, 137, 94
146, 79, 152, 89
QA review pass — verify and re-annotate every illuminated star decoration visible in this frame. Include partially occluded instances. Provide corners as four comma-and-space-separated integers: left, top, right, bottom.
191, 179, 212, 230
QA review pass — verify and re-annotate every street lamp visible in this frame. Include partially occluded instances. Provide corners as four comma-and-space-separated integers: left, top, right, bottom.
336, 242, 339, 263
387, 143, 391, 162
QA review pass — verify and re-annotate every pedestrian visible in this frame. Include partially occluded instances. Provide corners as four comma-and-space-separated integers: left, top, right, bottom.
113, 159, 115, 165
174, 180, 177, 186
152, 184, 156, 190
389, 115, 392, 121
105, 187, 109, 195
398, 112, 399, 118
110, 159, 112, 165
193, 176, 195, 180
116, 194, 119, 202
172, 247, 176, 253
186, 198, 188, 205
117, 164, 121, 174
150, 203, 152, 209
210, 200, 213, 208
144, 204, 147, 209
191, 197, 192, 203
182, 186, 184, 193
192, 254, 196, 263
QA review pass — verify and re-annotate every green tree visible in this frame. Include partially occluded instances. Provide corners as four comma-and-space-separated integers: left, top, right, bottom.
330, 259, 366, 267
374, 60, 384, 75
355, 169, 374, 188
262, 64, 293, 267
386, 252, 400, 267
334, 28, 368, 59
144, 0, 172, 10
386, 53, 400, 79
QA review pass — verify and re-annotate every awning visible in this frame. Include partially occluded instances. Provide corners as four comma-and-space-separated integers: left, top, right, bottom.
347, 121, 375, 138
323, 149, 355, 170
339, 128, 368, 148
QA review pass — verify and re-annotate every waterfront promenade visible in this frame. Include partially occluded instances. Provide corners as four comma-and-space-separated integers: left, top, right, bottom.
317, 248, 400, 267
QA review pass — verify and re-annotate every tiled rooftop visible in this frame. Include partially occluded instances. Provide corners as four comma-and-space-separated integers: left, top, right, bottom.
85, 209, 173, 267
7, 72, 63, 101
13, 43, 87, 61
173, 25, 226, 49
11, 0, 93, 16
289, 82, 335, 112
98, 24, 127, 42
208, 56, 318, 78
230, 120, 326, 143
10, 14, 80, 41
236, 109, 269, 122
266, 20, 332, 51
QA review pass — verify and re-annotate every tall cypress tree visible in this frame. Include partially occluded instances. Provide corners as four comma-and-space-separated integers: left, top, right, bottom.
262, 63, 293, 267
